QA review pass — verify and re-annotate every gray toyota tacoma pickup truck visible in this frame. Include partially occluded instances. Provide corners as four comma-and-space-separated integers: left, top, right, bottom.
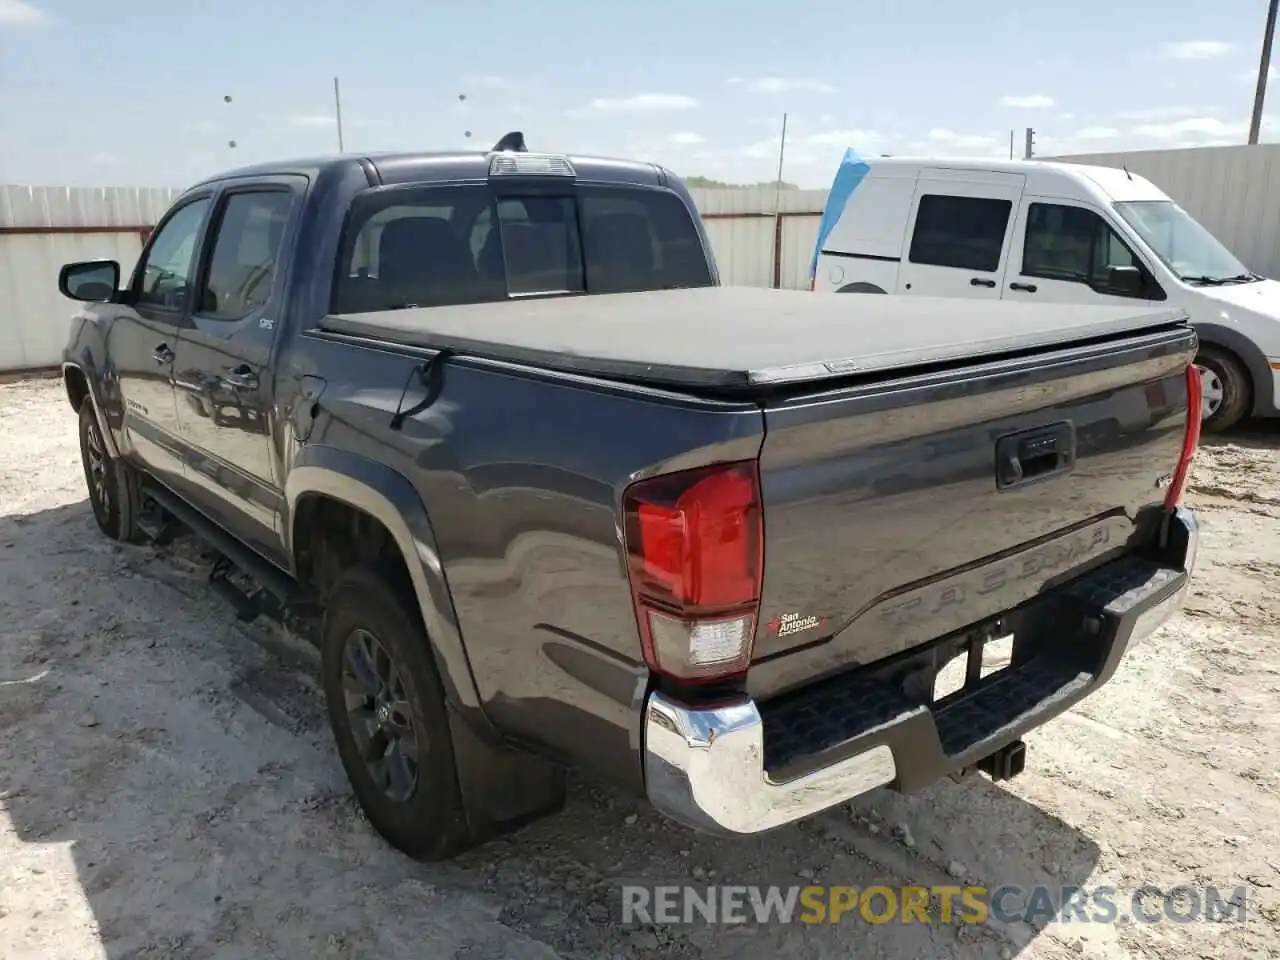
58, 135, 1202, 861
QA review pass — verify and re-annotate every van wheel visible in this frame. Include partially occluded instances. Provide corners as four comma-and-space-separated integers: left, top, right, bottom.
321, 559, 477, 861
1195, 346, 1250, 434
77, 402, 142, 542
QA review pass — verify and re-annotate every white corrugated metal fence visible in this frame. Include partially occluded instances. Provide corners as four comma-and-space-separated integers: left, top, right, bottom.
1, 186, 181, 372
4, 143, 1280, 372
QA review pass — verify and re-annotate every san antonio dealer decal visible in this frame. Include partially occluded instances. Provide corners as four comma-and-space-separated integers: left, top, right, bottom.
766, 612, 828, 639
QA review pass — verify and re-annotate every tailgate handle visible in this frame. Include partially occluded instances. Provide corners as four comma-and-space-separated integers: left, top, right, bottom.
996, 422, 1075, 489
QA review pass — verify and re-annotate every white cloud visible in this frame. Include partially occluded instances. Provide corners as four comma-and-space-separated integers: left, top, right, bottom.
668, 132, 705, 145
1001, 94, 1055, 108
926, 129, 1001, 148
1160, 40, 1232, 60
741, 136, 788, 160
1131, 116, 1246, 142
901, 129, 1007, 159
589, 93, 698, 112
288, 115, 337, 127
1058, 112, 1076, 121
1117, 105, 1204, 121
1239, 65, 1279, 83
804, 128, 884, 146
0, 0, 45, 25
183, 120, 222, 134
729, 77, 837, 94
1073, 126, 1122, 140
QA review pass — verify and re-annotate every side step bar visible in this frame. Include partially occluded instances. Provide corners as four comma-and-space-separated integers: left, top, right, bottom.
141, 480, 303, 608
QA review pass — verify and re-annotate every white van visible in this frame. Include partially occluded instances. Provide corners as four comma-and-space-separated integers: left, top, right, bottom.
809, 153, 1280, 432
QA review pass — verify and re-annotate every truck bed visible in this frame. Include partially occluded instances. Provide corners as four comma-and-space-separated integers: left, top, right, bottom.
318, 287, 1188, 391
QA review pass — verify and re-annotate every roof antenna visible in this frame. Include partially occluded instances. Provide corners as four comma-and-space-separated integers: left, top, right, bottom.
491, 131, 527, 152
1123, 163, 1133, 181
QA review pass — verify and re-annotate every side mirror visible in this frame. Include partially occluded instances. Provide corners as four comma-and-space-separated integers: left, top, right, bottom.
59, 260, 120, 303
1106, 264, 1145, 298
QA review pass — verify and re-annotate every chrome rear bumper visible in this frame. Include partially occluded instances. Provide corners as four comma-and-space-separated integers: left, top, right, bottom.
642, 507, 1198, 836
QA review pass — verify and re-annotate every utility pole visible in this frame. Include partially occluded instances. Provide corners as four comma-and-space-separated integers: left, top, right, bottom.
1024, 127, 1035, 160
333, 77, 346, 153
1249, 0, 1279, 144
771, 112, 788, 289
1009, 130, 1015, 160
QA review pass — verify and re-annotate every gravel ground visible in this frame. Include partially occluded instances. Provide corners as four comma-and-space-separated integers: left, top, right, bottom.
2, 376, 1278, 960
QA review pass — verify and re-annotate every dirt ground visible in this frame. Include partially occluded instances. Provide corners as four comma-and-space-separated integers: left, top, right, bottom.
1, 376, 1277, 960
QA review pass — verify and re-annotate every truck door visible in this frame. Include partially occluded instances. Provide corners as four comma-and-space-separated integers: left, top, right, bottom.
1004, 197, 1165, 306
169, 180, 301, 565
897, 172, 1025, 299
109, 195, 213, 488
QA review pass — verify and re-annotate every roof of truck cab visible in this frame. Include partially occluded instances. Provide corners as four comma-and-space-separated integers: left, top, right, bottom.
858, 156, 1169, 202
191, 151, 666, 189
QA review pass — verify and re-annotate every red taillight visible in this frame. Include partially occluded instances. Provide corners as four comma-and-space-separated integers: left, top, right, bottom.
1163, 364, 1202, 510
622, 460, 763, 682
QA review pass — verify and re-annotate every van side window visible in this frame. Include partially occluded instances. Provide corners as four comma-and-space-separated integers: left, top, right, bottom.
1022, 203, 1144, 296
908, 194, 1012, 272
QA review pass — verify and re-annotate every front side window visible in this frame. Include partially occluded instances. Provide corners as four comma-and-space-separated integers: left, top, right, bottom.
198, 191, 293, 320
331, 183, 712, 314
1114, 200, 1254, 284
136, 198, 211, 311
908, 194, 1012, 272
1022, 203, 1146, 296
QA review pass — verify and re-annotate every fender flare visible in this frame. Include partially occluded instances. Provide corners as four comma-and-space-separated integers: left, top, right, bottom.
285, 446, 495, 737
1193, 322, 1276, 417
61, 355, 122, 460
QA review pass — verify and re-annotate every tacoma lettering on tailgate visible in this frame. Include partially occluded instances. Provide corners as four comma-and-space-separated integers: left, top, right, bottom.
877, 521, 1120, 631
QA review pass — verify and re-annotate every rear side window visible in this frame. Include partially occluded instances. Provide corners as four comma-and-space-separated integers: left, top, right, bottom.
908, 194, 1012, 272
198, 191, 293, 320
331, 184, 711, 314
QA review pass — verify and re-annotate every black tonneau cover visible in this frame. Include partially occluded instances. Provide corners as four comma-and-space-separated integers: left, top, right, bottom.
318, 287, 1188, 390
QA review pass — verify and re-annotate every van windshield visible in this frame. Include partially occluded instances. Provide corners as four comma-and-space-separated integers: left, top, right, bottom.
1113, 200, 1258, 285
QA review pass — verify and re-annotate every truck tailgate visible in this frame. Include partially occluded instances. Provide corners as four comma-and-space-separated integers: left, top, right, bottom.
748, 321, 1198, 701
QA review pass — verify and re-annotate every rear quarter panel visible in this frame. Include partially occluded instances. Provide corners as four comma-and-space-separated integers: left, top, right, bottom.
293, 334, 763, 789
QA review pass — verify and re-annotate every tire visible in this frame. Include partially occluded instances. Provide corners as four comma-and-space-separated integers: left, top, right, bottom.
77, 401, 142, 542
1195, 346, 1251, 434
321, 559, 476, 860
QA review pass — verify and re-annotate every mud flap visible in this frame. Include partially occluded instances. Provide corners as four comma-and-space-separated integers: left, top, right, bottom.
447, 702, 567, 838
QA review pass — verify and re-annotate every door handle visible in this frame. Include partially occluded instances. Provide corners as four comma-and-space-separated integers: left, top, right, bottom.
221, 366, 259, 390
152, 343, 174, 364
1009, 282, 1038, 293
970, 277, 997, 288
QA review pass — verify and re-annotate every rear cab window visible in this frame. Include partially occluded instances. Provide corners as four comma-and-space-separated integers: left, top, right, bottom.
331, 183, 712, 314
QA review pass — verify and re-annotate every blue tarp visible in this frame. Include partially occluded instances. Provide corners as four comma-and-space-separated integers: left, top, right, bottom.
808, 147, 872, 282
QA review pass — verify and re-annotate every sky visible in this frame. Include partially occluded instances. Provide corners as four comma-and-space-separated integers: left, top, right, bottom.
1, 0, 1278, 190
